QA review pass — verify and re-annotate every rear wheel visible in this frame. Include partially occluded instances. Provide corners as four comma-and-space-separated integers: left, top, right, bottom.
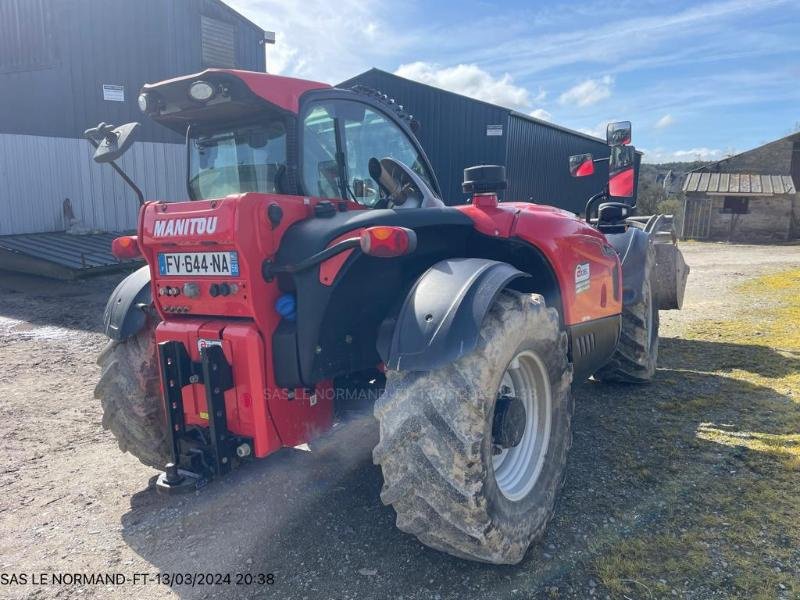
94, 323, 169, 469
594, 241, 659, 383
373, 291, 573, 564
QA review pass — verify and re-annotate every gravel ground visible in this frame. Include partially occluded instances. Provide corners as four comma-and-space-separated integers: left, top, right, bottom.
1, 242, 799, 600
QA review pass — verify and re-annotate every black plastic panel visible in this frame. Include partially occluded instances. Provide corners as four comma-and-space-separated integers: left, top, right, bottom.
568, 314, 621, 380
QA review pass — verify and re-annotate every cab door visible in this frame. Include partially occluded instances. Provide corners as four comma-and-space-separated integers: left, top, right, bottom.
299, 94, 440, 206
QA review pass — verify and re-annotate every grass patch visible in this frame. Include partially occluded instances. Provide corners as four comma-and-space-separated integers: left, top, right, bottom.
592, 269, 800, 599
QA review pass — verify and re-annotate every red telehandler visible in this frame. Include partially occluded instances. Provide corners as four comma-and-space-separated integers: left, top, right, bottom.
86, 69, 688, 564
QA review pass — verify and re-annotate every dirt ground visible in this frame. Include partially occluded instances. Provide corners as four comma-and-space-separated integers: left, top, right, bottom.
1, 242, 799, 600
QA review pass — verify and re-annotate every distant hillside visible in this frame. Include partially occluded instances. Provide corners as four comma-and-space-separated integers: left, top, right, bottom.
637, 161, 711, 215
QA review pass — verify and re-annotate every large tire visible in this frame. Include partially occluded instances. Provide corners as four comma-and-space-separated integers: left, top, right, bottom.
373, 291, 573, 564
94, 324, 170, 469
594, 242, 659, 383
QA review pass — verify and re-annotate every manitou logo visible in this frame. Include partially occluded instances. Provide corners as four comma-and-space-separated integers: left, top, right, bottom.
153, 217, 218, 237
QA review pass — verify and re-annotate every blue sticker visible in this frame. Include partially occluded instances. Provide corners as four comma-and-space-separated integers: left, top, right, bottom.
229, 252, 240, 277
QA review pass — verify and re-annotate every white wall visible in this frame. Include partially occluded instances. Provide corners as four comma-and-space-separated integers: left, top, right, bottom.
0, 133, 187, 235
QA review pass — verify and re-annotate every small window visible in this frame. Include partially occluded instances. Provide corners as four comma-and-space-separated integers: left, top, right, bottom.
721, 196, 749, 214
302, 105, 345, 199
188, 121, 286, 200
201, 16, 236, 68
0, 0, 57, 73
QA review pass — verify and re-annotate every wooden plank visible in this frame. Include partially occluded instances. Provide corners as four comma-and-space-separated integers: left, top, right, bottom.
698, 172, 710, 192
684, 172, 699, 192
708, 172, 720, 193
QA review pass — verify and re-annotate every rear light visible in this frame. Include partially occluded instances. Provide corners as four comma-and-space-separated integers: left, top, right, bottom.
111, 235, 142, 259
360, 226, 417, 258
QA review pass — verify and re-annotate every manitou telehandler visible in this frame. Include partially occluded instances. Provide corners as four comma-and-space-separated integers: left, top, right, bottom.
86, 69, 688, 564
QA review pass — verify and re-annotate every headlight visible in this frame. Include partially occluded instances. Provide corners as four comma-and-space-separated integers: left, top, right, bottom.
189, 81, 215, 102
137, 92, 152, 113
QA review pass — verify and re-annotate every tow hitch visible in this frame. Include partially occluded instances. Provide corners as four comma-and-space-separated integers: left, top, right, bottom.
155, 341, 252, 494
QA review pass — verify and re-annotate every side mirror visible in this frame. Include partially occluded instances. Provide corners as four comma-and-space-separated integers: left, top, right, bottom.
84, 122, 140, 163
606, 121, 631, 146
569, 153, 595, 177
608, 145, 636, 198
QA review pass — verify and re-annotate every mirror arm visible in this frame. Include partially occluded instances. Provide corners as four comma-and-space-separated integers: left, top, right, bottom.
585, 188, 608, 223
86, 138, 145, 206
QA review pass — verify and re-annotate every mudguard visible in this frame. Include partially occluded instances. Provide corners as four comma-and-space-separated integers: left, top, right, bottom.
102, 266, 152, 341
604, 226, 651, 306
377, 258, 529, 372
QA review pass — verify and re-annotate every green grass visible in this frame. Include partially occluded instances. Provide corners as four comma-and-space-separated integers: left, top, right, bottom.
591, 269, 800, 599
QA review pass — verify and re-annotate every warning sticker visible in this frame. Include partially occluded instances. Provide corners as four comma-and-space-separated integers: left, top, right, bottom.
197, 338, 222, 353
575, 263, 591, 294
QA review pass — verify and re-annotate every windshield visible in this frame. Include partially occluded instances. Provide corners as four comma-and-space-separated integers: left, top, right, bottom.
189, 121, 286, 200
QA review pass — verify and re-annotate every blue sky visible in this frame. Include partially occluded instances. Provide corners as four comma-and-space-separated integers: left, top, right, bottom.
227, 0, 800, 163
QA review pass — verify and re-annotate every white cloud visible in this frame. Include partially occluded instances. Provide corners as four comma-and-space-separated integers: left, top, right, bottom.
673, 147, 724, 160
558, 75, 613, 107
655, 114, 675, 129
225, 0, 412, 83
394, 62, 536, 112
641, 147, 724, 163
529, 108, 552, 121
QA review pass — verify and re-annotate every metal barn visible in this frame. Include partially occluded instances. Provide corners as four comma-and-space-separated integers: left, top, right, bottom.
341, 69, 640, 212
0, 0, 268, 243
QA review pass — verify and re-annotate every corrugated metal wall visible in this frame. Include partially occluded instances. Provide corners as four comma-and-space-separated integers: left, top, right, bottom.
341, 70, 640, 214
0, 133, 186, 235
340, 69, 509, 203
0, 0, 265, 144
0, 0, 266, 234
505, 113, 610, 214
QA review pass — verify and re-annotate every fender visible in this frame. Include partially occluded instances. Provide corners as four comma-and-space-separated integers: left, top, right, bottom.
377, 258, 529, 372
102, 266, 152, 341
604, 226, 652, 306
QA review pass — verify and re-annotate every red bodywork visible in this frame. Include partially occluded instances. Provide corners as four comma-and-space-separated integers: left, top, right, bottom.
134, 69, 622, 463
140, 194, 335, 457
457, 195, 621, 325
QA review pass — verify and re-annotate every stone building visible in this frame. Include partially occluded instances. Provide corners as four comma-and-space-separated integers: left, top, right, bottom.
681, 132, 800, 242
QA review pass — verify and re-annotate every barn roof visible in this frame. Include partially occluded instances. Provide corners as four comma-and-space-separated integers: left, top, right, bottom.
683, 172, 796, 195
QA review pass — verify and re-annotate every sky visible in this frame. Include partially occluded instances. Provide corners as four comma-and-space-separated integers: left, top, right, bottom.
226, 0, 800, 163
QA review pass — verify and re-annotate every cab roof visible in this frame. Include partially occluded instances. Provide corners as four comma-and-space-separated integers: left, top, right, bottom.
140, 69, 331, 131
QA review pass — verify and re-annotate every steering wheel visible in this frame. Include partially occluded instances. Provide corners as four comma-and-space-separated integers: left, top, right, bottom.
368, 157, 442, 209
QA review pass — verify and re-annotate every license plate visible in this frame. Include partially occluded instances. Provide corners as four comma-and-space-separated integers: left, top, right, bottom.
157, 252, 239, 277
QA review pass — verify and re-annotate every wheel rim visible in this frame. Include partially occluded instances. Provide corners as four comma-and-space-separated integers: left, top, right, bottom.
492, 350, 552, 502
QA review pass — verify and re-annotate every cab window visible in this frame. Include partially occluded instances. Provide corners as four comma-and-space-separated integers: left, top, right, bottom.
301, 99, 434, 206
189, 121, 286, 200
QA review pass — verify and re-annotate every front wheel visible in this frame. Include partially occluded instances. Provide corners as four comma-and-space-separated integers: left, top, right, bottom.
94, 324, 170, 469
373, 291, 573, 564
594, 241, 659, 383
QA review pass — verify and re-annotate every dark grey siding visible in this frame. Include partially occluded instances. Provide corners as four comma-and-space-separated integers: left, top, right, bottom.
340, 69, 508, 203
340, 69, 640, 213
0, 0, 266, 144
0, 0, 266, 235
505, 113, 610, 214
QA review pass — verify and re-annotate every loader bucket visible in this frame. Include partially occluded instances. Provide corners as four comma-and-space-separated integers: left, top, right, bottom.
653, 243, 689, 310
